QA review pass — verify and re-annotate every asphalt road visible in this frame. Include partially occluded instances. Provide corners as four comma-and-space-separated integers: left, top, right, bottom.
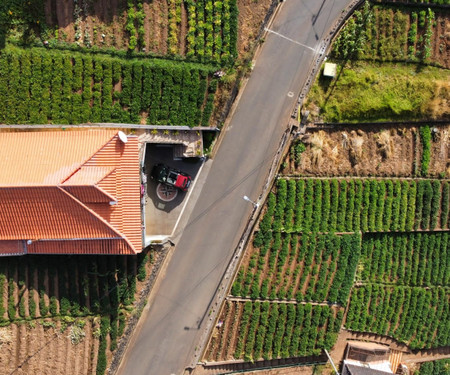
118, 1, 354, 374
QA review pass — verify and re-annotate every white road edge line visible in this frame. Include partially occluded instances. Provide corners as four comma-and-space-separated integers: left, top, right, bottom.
264, 28, 316, 52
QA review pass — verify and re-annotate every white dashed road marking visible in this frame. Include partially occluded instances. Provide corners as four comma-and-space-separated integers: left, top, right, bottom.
264, 28, 316, 52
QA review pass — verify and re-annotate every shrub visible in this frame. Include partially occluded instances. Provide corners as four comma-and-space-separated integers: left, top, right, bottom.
430, 180, 441, 229
441, 181, 449, 229
96, 316, 110, 375
421, 180, 433, 230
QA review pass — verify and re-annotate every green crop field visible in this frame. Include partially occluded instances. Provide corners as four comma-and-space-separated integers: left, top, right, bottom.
253, 178, 449, 235
0, 46, 218, 125
345, 285, 449, 349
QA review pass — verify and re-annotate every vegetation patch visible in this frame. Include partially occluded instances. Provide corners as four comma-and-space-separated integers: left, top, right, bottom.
233, 233, 360, 304
205, 301, 343, 361
415, 358, 450, 375
332, 2, 449, 67
306, 61, 450, 122
358, 232, 449, 287
0, 46, 218, 126
0, 250, 155, 375
254, 178, 448, 234
345, 285, 449, 349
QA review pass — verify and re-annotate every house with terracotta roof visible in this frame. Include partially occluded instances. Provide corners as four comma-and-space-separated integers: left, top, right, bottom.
0, 130, 143, 256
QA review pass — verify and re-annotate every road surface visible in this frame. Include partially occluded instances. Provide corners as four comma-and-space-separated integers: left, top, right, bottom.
118, 1, 355, 374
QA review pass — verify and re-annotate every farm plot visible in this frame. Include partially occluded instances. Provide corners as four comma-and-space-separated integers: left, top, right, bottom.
415, 358, 450, 375
232, 233, 360, 305
0, 319, 99, 375
185, 0, 238, 63
344, 285, 449, 349
259, 178, 449, 234
28, 0, 240, 63
0, 251, 155, 375
0, 254, 153, 322
0, 46, 217, 126
357, 232, 449, 286
284, 126, 450, 178
332, 4, 450, 67
205, 301, 343, 362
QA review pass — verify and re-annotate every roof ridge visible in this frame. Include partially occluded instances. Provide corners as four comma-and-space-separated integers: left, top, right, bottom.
60, 131, 119, 185
56, 186, 137, 253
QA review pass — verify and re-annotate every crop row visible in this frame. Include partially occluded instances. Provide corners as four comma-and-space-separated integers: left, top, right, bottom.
345, 285, 449, 349
333, 5, 442, 63
0, 252, 151, 322
416, 359, 450, 375
358, 232, 449, 287
260, 178, 449, 234
0, 47, 217, 126
235, 233, 360, 305
211, 301, 343, 361
185, 0, 238, 63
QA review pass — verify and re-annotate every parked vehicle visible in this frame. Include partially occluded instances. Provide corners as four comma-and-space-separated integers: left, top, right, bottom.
150, 164, 192, 191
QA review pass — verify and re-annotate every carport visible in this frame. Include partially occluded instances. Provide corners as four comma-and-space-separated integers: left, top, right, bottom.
138, 129, 204, 246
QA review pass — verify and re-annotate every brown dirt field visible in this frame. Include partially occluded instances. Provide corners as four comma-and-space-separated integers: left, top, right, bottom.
432, 15, 450, 68
41, 0, 273, 61
284, 125, 450, 178
237, 0, 273, 58
0, 319, 98, 375
204, 300, 244, 362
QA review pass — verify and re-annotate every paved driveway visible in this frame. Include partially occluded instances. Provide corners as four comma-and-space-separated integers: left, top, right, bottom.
118, 1, 355, 374
144, 144, 203, 238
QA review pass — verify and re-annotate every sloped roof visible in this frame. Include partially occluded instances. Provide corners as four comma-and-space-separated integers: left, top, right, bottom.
0, 131, 117, 186
0, 130, 141, 255
345, 364, 393, 375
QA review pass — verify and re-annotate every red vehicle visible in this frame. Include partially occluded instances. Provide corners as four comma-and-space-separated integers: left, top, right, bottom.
150, 164, 192, 191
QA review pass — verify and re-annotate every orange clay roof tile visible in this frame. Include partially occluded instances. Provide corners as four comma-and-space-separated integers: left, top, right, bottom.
0, 130, 142, 255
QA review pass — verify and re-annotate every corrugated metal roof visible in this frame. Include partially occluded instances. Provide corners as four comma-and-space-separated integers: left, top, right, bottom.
0, 130, 142, 255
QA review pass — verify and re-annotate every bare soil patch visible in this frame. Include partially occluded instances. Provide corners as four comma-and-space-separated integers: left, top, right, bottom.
0, 320, 98, 375
432, 14, 450, 68
283, 125, 450, 178
237, 0, 273, 58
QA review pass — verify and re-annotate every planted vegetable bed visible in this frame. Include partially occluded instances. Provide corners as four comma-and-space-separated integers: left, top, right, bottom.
333, 3, 448, 66
206, 301, 343, 361
345, 285, 449, 349
233, 233, 361, 305
257, 178, 449, 234
358, 232, 449, 286
0, 251, 154, 375
0, 46, 217, 126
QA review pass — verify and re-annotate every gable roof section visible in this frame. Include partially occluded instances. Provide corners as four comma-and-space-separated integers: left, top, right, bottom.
0, 130, 118, 186
0, 186, 120, 240
0, 130, 141, 255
